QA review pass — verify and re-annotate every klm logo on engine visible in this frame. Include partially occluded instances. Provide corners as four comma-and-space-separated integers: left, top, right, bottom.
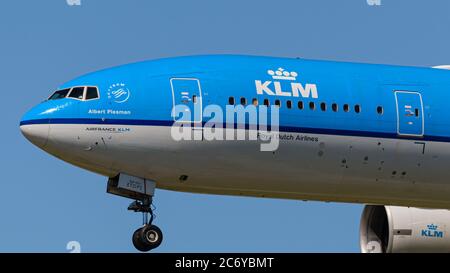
421, 224, 444, 238
255, 68, 318, 98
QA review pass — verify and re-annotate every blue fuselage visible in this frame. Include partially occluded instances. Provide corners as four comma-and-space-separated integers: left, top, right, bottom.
19, 55, 450, 208
21, 55, 450, 141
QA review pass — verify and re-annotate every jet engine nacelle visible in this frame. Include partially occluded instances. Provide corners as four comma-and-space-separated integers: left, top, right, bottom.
360, 205, 450, 253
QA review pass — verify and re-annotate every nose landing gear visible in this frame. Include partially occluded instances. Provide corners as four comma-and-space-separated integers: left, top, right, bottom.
107, 174, 163, 252
128, 198, 163, 252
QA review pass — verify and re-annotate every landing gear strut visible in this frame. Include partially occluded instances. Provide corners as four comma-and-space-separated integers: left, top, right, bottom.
128, 197, 163, 252
106, 174, 163, 252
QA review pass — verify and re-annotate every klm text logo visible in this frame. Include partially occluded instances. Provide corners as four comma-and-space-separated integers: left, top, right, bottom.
255, 68, 318, 98
421, 224, 444, 238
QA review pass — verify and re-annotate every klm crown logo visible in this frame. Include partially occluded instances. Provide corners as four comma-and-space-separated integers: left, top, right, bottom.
421, 223, 444, 238
427, 224, 438, 230
267, 68, 298, 81
255, 67, 318, 99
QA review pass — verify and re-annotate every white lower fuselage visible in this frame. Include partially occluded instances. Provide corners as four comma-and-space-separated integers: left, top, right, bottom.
33, 123, 450, 209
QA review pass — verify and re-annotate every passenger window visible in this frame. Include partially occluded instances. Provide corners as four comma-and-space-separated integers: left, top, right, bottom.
263, 99, 270, 107
320, 102, 326, 111
68, 87, 85, 100
240, 97, 247, 105
275, 100, 281, 107
228, 97, 235, 105
85, 87, 99, 100
355, 104, 361, 113
377, 106, 383, 115
309, 102, 315, 110
298, 101, 304, 110
343, 104, 349, 112
332, 103, 338, 112
286, 100, 292, 109
252, 98, 258, 106
48, 89, 70, 100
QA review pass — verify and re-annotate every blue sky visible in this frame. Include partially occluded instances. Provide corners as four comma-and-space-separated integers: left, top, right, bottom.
2, 0, 450, 252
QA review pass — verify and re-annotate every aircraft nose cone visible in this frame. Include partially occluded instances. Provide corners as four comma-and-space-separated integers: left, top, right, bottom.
20, 123, 50, 148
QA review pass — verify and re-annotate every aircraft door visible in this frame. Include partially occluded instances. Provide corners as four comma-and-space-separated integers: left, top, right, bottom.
395, 91, 424, 137
170, 78, 203, 123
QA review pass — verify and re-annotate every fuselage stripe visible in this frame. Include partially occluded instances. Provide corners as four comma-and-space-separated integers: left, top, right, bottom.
19, 118, 450, 142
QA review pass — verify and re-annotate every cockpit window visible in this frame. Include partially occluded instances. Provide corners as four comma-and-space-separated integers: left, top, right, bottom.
48, 86, 100, 101
68, 87, 85, 100
85, 87, 99, 100
48, 89, 70, 100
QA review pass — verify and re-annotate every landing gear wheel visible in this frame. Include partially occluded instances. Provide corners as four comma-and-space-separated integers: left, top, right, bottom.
128, 197, 164, 252
140, 225, 163, 250
132, 227, 152, 252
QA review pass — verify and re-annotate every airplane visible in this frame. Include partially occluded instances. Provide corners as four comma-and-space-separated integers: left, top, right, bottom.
20, 54, 450, 253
